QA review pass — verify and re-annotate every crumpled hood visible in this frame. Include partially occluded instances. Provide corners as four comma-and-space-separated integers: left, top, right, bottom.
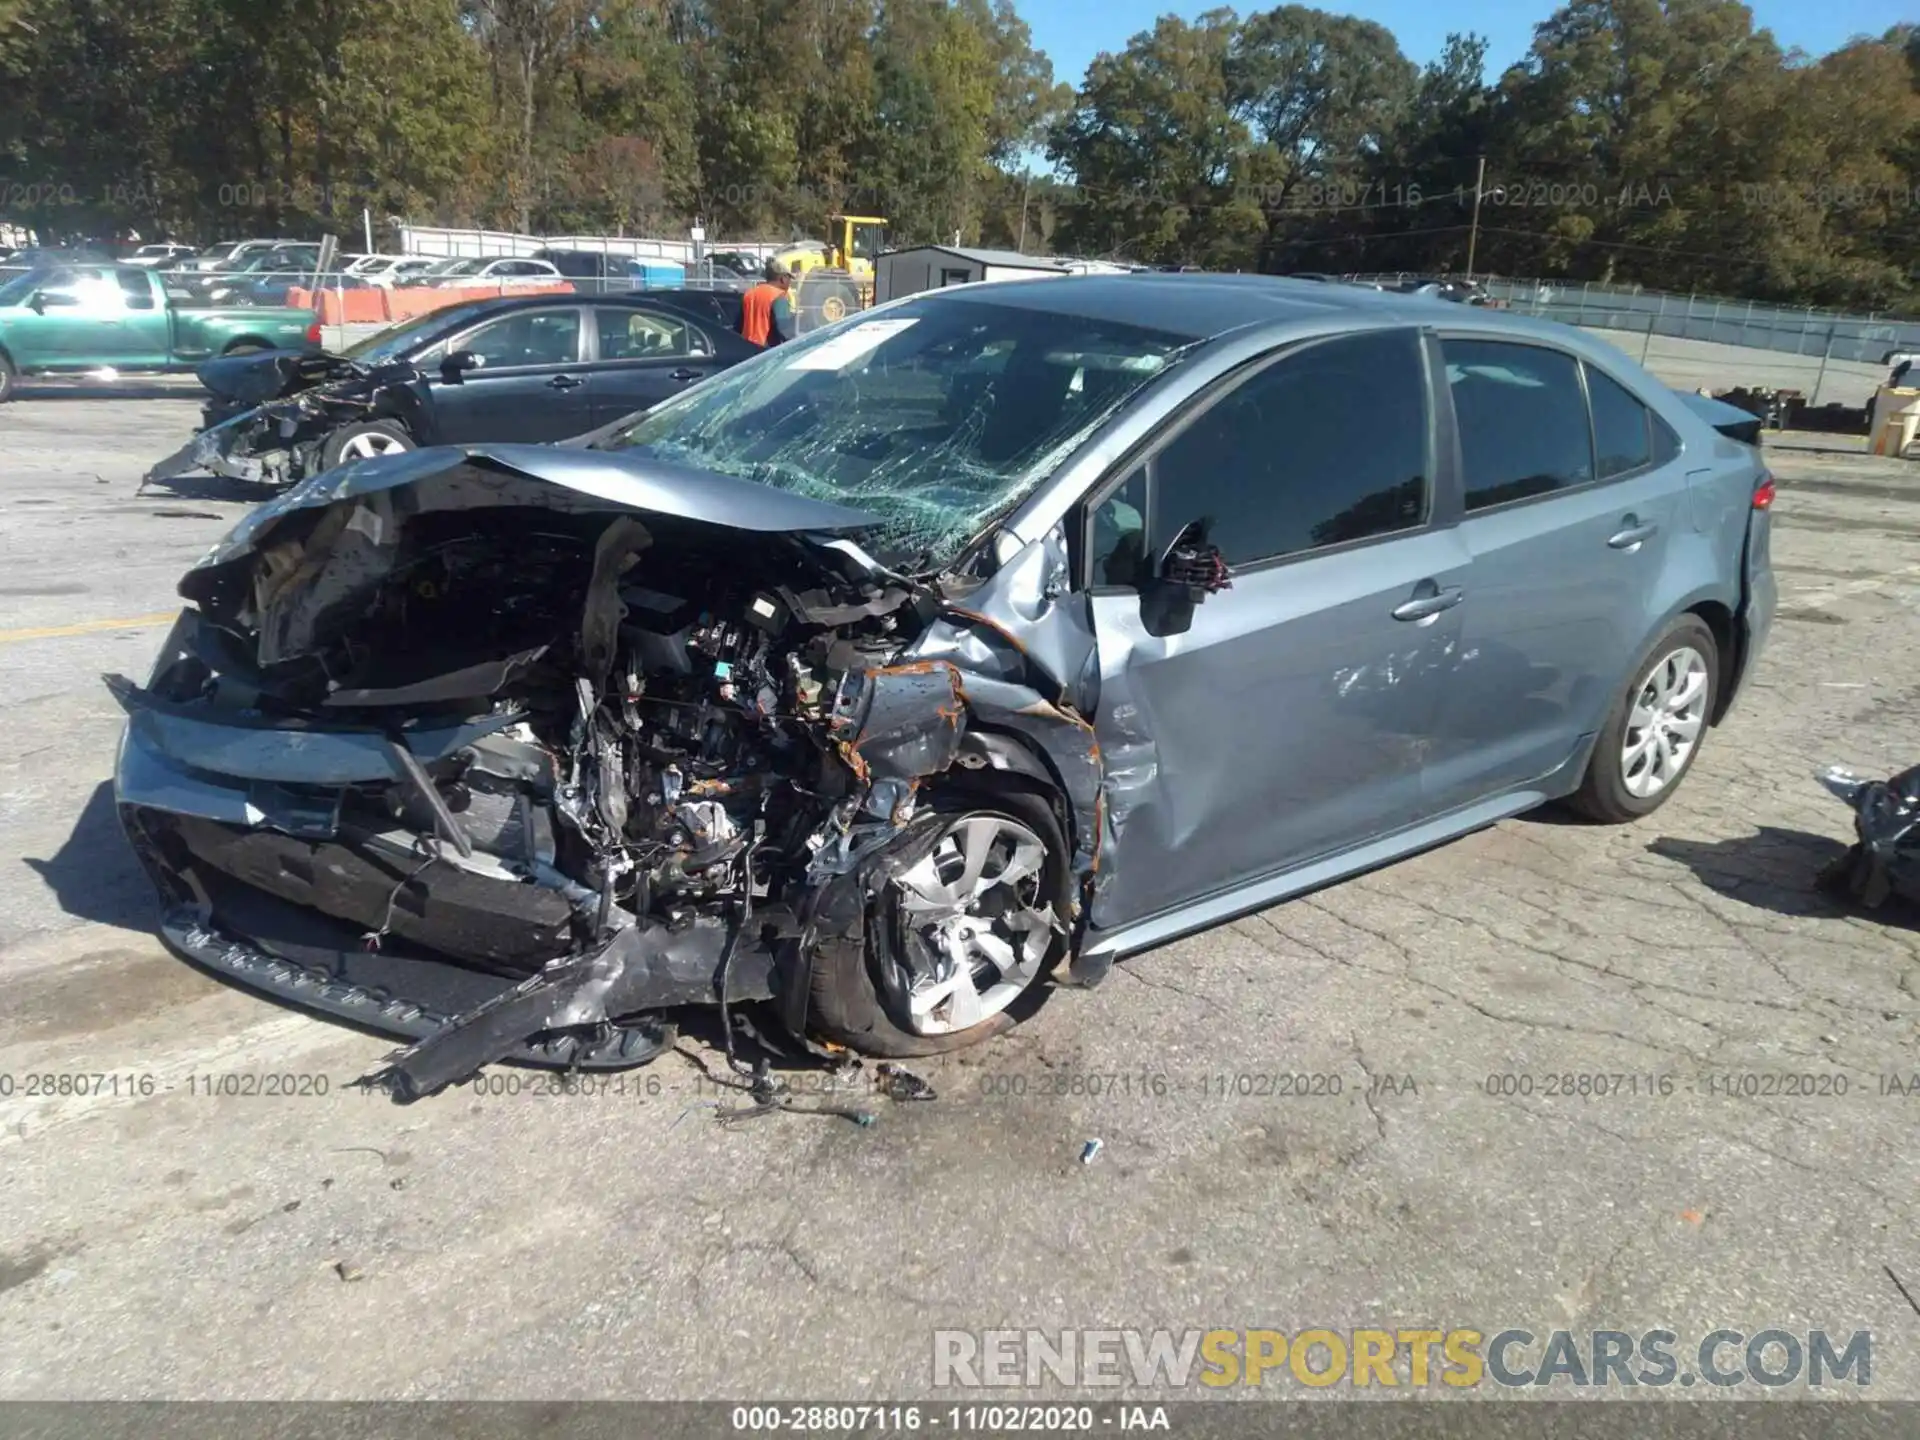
196, 349, 363, 406
184, 444, 883, 583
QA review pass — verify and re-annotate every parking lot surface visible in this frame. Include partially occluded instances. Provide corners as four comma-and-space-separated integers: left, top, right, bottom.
2, 388, 1919, 1401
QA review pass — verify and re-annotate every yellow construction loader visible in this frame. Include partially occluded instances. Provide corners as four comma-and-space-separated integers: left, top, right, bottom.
770, 215, 886, 332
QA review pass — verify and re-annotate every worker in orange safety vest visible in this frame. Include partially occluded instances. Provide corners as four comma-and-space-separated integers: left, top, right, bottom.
739, 258, 797, 348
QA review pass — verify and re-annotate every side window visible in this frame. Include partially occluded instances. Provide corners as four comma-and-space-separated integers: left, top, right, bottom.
117, 269, 156, 310
1149, 328, 1431, 567
1089, 466, 1150, 589
1444, 339, 1593, 510
457, 310, 580, 367
1651, 413, 1682, 466
596, 309, 700, 360
1585, 363, 1654, 477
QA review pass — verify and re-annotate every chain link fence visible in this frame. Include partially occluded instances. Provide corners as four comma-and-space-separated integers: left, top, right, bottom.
1346, 273, 1912, 409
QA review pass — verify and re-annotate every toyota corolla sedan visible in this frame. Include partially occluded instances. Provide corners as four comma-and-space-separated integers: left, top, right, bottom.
111, 275, 1775, 1099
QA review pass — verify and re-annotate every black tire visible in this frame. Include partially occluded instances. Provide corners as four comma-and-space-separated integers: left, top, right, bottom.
795, 275, 860, 336
1566, 614, 1719, 823
807, 786, 1073, 1058
320, 420, 415, 471
222, 338, 272, 355
0, 351, 14, 404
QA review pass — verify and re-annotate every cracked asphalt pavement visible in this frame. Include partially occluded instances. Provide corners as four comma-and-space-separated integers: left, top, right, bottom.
2, 388, 1919, 1402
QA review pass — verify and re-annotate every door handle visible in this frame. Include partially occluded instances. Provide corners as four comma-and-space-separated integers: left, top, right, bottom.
1608, 516, 1659, 549
1391, 584, 1464, 623
669, 368, 700, 382
548, 374, 583, 389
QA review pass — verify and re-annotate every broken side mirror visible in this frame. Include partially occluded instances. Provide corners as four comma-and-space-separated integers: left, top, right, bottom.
1138, 521, 1232, 639
442, 350, 485, 381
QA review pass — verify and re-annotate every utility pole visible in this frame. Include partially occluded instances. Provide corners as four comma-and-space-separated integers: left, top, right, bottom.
1466, 155, 1486, 281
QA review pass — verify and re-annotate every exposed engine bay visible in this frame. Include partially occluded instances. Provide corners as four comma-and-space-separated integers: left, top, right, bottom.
112, 448, 1107, 1100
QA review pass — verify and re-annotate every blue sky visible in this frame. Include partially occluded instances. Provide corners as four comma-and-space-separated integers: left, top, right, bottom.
1023, 0, 1913, 90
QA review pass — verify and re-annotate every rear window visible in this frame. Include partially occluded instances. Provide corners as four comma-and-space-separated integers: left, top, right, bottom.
1443, 339, 1594, 510
1585, 364, 1654, 477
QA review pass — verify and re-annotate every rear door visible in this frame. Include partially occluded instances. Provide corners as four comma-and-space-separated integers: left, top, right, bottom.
1422, 337, 1688, 812
584, 306, 726, 427
1085, 326, 1471, 930
419, 306, 592, 444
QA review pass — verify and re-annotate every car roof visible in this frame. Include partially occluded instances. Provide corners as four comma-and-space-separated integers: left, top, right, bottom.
400, 293, 721, 328
911, 271, 1607, 354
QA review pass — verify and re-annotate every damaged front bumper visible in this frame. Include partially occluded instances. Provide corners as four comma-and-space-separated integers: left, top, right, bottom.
144, 410, 287, 487
116, 700, 778, 1098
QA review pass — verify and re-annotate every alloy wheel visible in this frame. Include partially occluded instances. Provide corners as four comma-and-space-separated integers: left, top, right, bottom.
339, 432, 410, 462
1621, 644, 1710, 799
890, 813, 1055, 1036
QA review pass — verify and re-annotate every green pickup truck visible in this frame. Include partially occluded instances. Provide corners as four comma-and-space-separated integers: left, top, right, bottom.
0, 262, 322, 402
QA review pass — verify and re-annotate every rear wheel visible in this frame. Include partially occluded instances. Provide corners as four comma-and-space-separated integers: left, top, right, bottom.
1567, 615, 1718, 822
321, 420, 415, 470
807, 789, 1072, 1057
795, 274, 860, 335
222, 339, 271, 356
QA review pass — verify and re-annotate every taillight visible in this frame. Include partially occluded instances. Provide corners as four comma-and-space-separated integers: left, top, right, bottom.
1752, 473, 1776, 510
306, 321, 322, 345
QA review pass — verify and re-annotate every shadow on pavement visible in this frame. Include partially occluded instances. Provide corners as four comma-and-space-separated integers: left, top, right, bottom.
136, 472, 278, 503
21, 780, 156, 935
1646, 825, 1920, 926
17, 381, 200, 402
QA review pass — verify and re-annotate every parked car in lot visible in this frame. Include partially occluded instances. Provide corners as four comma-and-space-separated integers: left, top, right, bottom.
532, 248, 633, 295
353, 256, 438, 289
146, 292, 759, 486
124, 243, 200, 268
111, 275, 1775, 1097
399, 256, 564, 289
186, 244, 322, 303
0, 262, 320, 401
179, 239, 300, 274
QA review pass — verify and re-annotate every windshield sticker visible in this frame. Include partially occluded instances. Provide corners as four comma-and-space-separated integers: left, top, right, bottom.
788, 318, 919, 372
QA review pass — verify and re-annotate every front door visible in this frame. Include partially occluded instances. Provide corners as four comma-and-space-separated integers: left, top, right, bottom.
5, 265, 120, 368
1422, 338, 1688, 812
1085, 327, 1468, 931
423, 306, 592, 444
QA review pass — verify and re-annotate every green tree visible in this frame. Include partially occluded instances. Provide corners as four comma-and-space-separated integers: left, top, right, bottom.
1228, 5, 1416, 268
1047, 11, 1264, 267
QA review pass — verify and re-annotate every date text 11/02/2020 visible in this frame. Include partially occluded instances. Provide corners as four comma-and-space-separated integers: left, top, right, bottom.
0, 1072, 336, 1099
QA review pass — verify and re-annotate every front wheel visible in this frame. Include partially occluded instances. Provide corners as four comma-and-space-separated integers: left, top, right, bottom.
0, 351, 15, 404
321, 420, 415, 470
807, 789, 1072, 1057
1567, 615, 1719, 822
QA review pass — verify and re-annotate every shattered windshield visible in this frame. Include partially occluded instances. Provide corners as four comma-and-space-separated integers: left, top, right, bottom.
596, 295, 1189, 559
340, 304, 492, 364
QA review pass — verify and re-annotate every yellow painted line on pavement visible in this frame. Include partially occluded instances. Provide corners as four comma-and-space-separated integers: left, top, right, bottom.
0, 612, 177, 645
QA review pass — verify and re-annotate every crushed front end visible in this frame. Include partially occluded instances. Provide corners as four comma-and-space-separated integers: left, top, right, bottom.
113, 446, 1103, 1098
145, 357, 416, 489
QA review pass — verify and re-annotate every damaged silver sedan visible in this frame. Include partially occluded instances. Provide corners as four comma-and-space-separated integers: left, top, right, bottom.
112, 276, 1774, 1099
